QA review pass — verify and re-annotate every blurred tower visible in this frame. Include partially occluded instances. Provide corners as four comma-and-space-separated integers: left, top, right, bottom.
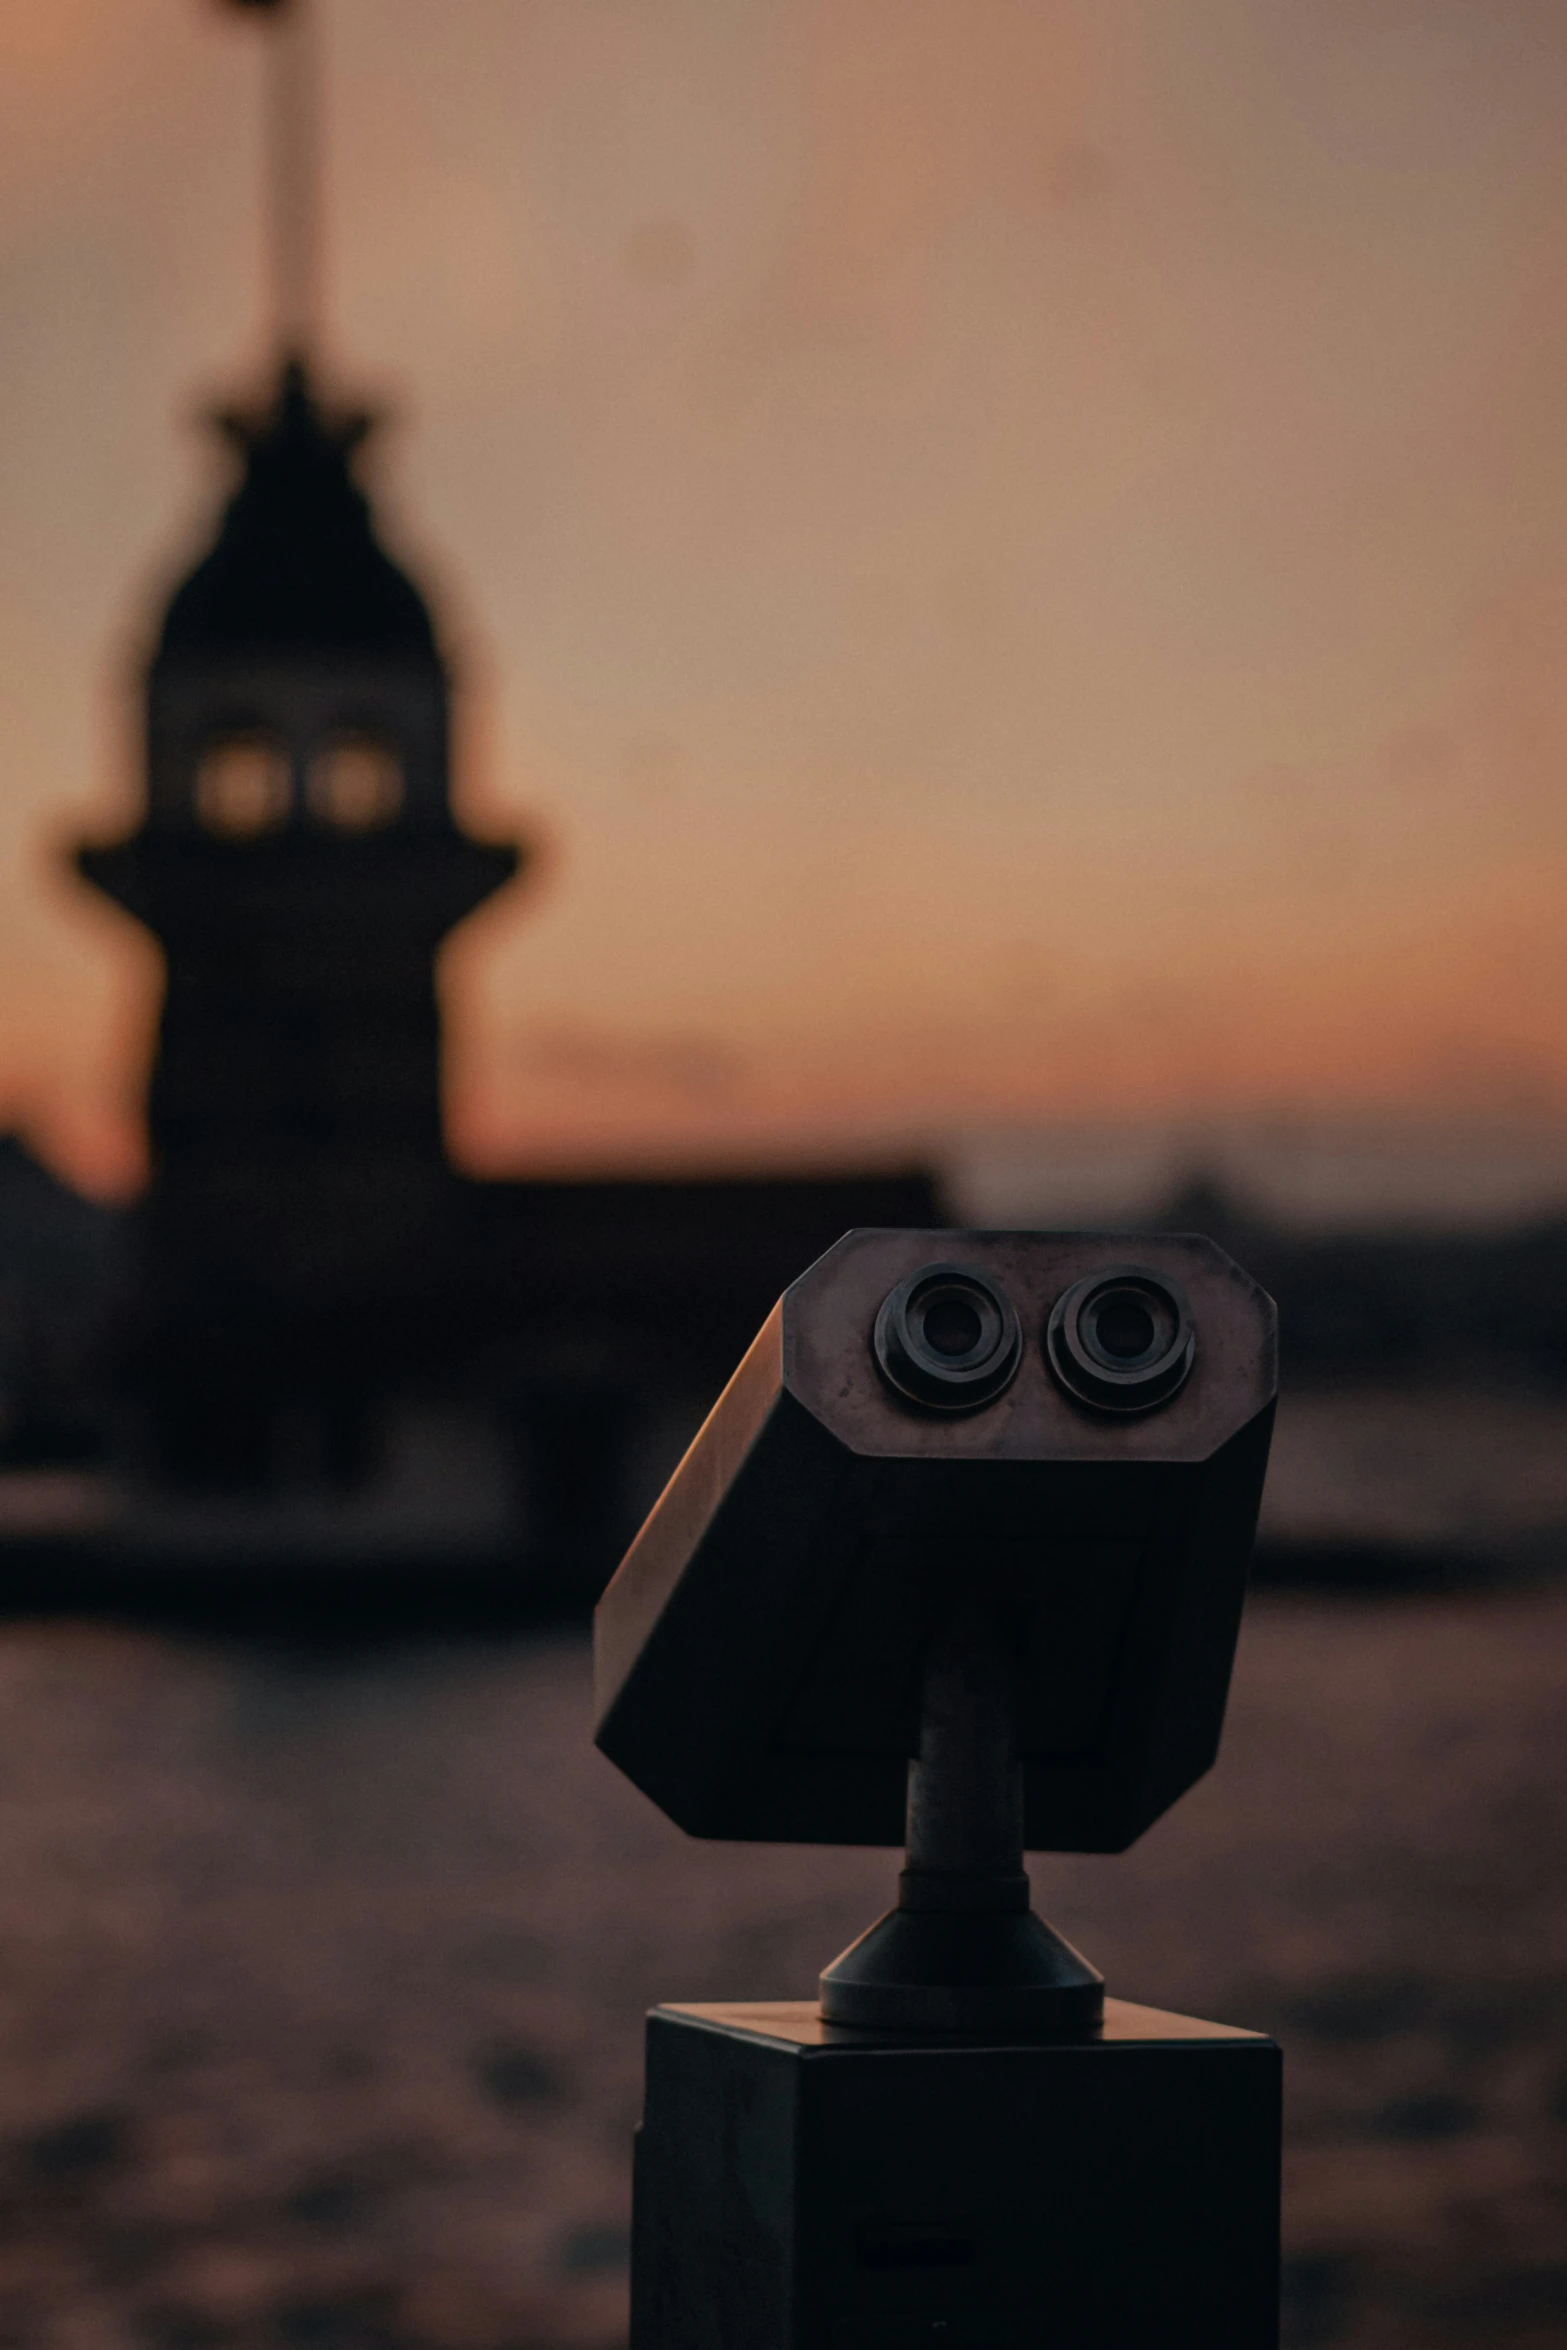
75, 0, 520, 1484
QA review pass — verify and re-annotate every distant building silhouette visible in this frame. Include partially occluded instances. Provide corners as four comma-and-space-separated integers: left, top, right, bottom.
0, 1137, 125, 1468
78, 361, 521, 1490
67, 351, 936, 1567
60, 4, 943, 1578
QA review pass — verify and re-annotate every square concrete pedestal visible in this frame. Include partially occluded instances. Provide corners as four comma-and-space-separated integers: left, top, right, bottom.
632, 1997, 1280, 2350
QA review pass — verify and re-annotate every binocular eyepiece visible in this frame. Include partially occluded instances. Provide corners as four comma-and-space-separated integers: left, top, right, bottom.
872, 1259, 1194, 1415
872, 1263, 1022, 1409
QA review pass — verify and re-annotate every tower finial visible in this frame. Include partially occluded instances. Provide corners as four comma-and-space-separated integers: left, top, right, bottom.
220, 0, 320, 364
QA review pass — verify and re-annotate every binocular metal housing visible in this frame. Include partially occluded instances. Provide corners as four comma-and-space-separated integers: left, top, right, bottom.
604, 1231, 1284, 2347
596, 1227, 1276, 1862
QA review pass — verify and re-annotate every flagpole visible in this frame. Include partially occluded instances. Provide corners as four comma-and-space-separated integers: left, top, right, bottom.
221, 0, 320, 361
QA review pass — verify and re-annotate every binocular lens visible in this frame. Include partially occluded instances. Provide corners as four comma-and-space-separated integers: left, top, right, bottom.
1091, 1294, 1157, 1361
1047, 1269, 1194, 1413
873, 1265, 1022, 1411
923, 1296, 985, 1357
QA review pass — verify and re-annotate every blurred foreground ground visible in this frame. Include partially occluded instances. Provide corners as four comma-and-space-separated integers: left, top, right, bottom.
0, 1594, 1557, 2350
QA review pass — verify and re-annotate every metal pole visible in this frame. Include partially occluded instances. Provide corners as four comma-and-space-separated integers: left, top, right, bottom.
263, 0, 320, 357
901, 1585, 1029, 1911
818, 1578, 1102, 2032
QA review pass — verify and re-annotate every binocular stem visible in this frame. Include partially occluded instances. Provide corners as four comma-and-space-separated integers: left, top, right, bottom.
817, 1575, 1104, 2031
901, 1586, 1029, 1915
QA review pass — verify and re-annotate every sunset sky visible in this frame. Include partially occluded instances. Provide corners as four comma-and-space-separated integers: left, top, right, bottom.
7, 0, 1567, 1202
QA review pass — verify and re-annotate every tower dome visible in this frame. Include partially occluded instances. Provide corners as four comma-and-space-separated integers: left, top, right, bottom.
155, 358, 437, 665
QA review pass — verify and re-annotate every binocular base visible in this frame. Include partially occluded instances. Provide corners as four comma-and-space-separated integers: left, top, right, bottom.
818, 1895, 1105, 2035
632, 1999, 1280, 2350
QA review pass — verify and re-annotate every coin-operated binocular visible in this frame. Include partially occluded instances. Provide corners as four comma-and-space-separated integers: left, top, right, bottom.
596, 1230, 1281, 2350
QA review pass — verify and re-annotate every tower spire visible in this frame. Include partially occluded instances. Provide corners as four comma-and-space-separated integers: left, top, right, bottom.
223, 0, 321, 361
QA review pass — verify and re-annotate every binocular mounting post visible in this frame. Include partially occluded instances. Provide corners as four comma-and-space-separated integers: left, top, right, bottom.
819, 1585, 1105, 2033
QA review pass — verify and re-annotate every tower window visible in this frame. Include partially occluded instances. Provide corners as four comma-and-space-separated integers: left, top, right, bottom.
194, 734, 291, 837
307, 733, 404, 832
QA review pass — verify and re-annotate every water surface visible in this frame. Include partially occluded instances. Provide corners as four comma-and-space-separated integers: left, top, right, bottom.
0, 1592, 1559, 2349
